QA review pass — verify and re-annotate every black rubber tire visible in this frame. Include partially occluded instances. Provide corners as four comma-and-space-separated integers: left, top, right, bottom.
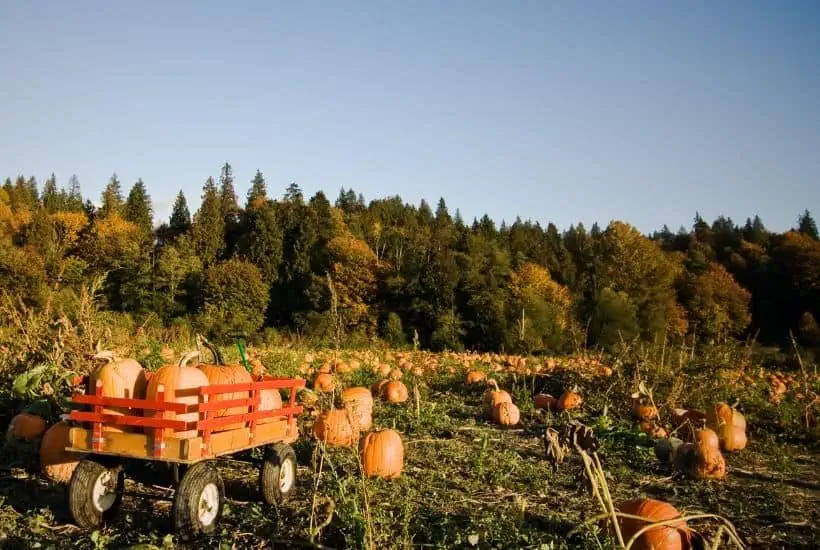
171, 461, 224, 539
260, 443, 297, 505
67, 459, 125, 529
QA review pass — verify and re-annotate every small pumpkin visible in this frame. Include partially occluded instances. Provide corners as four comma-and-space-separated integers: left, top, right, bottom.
388, 368, 403, 380
597, 365, 614, 377
5, 412, 47, 443
706, 403, 747, 452
313, 409, 357, 447
466, 371, 486, 385
692, 428, 727, 480
483, 380, 512, 418
360, 428, 404, 479
39, 421, 84, 484
534, 394, 558, 412
615, 499, 689, 550
632, 398, 658, 421
383, 380, 409, 403
640, 422, 668, 439
146, 351, 210, 439
314, 373, 336, 393
557, 390, 583, 412
493, 402, 520, 426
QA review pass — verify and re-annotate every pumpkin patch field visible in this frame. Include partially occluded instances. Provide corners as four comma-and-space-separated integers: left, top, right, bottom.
1, 344, 819, 549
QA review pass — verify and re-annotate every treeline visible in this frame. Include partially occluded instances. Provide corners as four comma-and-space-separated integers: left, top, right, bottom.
1, 164, 819, 353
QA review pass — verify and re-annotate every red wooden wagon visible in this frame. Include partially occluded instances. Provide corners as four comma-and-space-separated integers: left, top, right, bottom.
65, 359, 305, 537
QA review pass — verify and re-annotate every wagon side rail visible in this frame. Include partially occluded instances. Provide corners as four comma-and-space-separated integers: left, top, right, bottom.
68, 375, 306, 460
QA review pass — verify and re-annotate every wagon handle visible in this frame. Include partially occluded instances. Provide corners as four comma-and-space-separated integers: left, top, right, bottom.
178, 350, 201, 368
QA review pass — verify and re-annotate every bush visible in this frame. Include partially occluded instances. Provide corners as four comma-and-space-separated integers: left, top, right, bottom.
200, 258, 269, 340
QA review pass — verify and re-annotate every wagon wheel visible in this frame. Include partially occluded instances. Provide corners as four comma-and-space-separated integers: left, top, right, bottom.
172, 461, 224, 539
68, 459, 125, 528
260, 443, 297, 505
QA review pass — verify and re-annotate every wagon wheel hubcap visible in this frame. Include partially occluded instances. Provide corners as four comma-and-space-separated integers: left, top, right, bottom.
198, 483, 219, 525
92, 470, 117, 512
279, 458, 294, 493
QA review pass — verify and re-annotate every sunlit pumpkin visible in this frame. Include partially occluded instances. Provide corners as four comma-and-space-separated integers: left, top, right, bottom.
40, 421, 83, 484
493, 402, 520, 426
692, 428, 727, 480
383, 380, 409, 403
313, 409, 357, 446
198, 362, 253, 431
557, 390, 583, 412
343, 387, 374, 431
146, 351, 210, 439
258, 386, 283, 425
5, 412, 47, 443
615, 499, 689, 550
314, 373, 336, 393
466, 371, 486, 384
389, 368, 403, 380
360, 429, 404, 479
90, 351, 147, 432
639, 421, 668, 439
632, 398, 658, 421
482, 380, 512, 418
706, 403, 747, 452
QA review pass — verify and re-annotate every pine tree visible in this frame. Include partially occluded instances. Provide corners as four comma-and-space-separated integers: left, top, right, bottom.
191, 177, 225, 266
243, 199, 283, 284
247, 170, 268, 206
25, 176, 39, 206
42, 173, 60, 212
67, 175, 84, 211
124, 178, 154, 233
100, 173, 124, 217
169, 190, 192, 237
219, 162, 239, 221
797, 210, 818, 240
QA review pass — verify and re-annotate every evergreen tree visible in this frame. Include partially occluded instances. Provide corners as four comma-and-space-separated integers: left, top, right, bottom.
168, 190, 192, 238
797, 210, 819, 240
42, 173, 60, 212
67, 175, 84, 211
247, 170, 268, 205
191, 177, 225, 266
242, 199, 283, 284
219, 162, 239, 220
25, 176, 39, 206
100, 173, 123, 217
124, 178, 154, 234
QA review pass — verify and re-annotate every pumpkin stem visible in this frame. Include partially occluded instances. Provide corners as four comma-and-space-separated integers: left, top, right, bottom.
178, 350, 201, 369
196, 334, 224, 365
487, 379, 500, 392
92, 350, 117, 363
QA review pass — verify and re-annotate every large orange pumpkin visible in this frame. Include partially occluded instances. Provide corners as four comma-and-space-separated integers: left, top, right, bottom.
5, 412, 47, 443
313, 409, 357, 447
615, 499, 689, 550
257, 385, 283, 425
146, 351, 210, 439
198, 362, 253, 431
360, 429, 404, 479
706, 403, 747, 452
383, 380, 409, 403
40, 421, 83, 484
483, 380, 512, 418
90, 351, 147, 432
342, 387, 374, 432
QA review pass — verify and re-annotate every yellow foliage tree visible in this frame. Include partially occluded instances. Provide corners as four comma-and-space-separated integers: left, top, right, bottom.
510, 262, 574, 351
327, 231, 378, 332
684, 261, 751, 341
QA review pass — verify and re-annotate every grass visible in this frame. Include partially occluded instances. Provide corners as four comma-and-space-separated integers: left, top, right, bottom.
0, 344, 818, 549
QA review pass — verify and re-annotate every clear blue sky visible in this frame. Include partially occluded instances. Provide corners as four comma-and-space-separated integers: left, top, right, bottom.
2, 1, 818, 233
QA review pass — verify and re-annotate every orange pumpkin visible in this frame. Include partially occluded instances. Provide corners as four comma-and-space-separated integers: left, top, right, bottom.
383, 380, 409, 403
40, 421, 83, 484
466, 371, 486, 384
706, 403, 747, 452
388, 368, 403, 380
639, 422, 668, 439
5, 412, 47, 443
632, 398, 658, 421
483, 380, 512, 418
597, 366, 614, 377
258, 386, 283, 425
493, 402, 520, 426
146, 351, 210, 439
314, 373, 336, 393
557, 390, 583, 412
534, 394, 558, 412
198, 362, 253, 431
343, 387, 374, 431
692, 428, 727, 480
615, 499, 689, 550
90, 351, 147, 432
360, 429, 404, 479
313, 409, 357, 446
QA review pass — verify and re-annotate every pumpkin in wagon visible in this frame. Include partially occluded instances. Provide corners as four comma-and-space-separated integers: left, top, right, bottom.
146, 351, 210, 439
89, 351, 147, 432
196, 342, 253, 432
